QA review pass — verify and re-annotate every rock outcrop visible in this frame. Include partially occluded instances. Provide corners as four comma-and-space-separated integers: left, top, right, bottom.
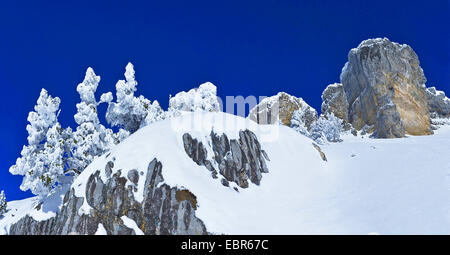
8, 128, 269, 235
183, 129, 269, 189
339, 38, 432, 138
9, 158, 207, 235
248, 92, 318, 129
321, 83, 349, 123
425, 87, 450, 118
312, 143, 327, 162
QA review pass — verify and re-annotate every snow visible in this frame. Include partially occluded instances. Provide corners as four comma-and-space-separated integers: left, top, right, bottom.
100, 92, 113, 104
432, 118, 450, 126
0, 197, 35, 234
95, 223, 107, 235
319, 127, 450, 234
0, 184, 69, 234
120, 216, 144, 235
2, 111, 450, 234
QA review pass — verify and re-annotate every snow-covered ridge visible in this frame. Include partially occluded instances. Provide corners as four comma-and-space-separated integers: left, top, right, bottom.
3, 112, 450, 234
73, 112, 281, 212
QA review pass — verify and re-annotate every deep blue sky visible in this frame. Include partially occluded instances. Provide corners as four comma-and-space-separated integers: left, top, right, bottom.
1, 0, 449, 200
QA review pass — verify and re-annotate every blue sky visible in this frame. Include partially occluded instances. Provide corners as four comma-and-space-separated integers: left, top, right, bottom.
0, 0, 449, 200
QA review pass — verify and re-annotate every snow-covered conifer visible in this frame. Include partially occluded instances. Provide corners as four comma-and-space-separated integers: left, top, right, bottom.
112, 128, 131, 145
9, 89, 68, 197
290, 109, 310, 137
106, 63, 162, 132
71, 68, 117, 173
309, 113, 343, 144
140, 100, 166, 128
167, 82, 221, 118
74, 67, 102, 125
0, 191, 6, 215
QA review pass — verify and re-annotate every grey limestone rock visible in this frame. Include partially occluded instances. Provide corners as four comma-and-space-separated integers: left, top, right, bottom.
425, 87, 450, 118
9, 159, 207, 235
340, 38, 432, 138
321, 83, 349, 123
182, 129, 269, 189
248, 92, 318, 129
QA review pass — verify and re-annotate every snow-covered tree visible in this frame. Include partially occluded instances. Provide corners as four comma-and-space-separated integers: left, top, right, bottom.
309, 113, 343, 144
106, 63, 163, 133
71, 68, 121, 173
167, 82, 221, 116
112, 128, 131, 145
0, 190, 6, 215
9, 89, 69, 197
290, 109, 310, 137
140, 100, 166, 128
41, 123, 75, 184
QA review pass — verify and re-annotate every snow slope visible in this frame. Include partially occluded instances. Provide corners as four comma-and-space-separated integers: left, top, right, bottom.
0, 185, 68, 235
2, 112, 450, 234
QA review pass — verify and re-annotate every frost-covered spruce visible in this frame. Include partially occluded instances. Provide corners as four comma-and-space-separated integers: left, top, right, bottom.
290, 109, 311, 137
168, 82, 221, 116
9, 89, 68, 197
0, 191, 6, 215
105, 63, 165, 133
140, 100, 166, 127
309, 113, 343, 144
71, 68, 121, 173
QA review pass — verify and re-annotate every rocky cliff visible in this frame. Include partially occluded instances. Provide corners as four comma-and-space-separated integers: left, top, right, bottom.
249, 39, 446, 139
9, 158, 207, 235
322, 38, 435, 138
